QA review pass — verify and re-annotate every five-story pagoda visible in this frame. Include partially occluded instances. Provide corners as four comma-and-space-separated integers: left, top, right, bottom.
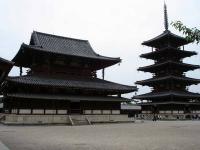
133, 4, 200, 119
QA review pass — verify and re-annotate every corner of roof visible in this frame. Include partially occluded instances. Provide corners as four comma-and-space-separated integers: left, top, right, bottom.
30, 31, 41, 46
0, 57, 14, 65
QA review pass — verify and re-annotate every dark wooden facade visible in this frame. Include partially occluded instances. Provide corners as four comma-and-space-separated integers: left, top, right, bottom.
1, 31, 137, 115
0, 57, 13, 84
133, 5, 200, 116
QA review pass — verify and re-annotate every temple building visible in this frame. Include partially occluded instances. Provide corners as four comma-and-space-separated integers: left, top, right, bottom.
133, 4, 200, 119
0, 31, 136, 124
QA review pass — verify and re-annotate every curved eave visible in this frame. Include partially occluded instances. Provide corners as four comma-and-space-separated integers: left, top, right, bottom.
6, 76, 137, 95
12, 43, 121, 69
7, 93, 131, 102
138, 61, 200, 73
136, 76, 200, 86
140, 47, 197, 60
133, 91, 200, 100
0, 57, 14, 66
0, 57, 14, 83
142, 30, 191, 48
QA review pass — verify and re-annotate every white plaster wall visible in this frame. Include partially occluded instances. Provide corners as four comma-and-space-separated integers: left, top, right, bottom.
11, 109, 18, 114
45, 110, 56, 114
57, 110, 67, 114
19, 109, 31, 114
179, 111, 184, 114
112, 110, 120, 114
93, 110, 101, 114
84, 110, 92, 114
32, 109, 44, 114
102, 110, 111, 114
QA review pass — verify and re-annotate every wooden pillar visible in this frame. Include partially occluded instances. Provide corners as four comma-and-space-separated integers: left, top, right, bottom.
118, 94, 121, 98
20, 66, 22, 76
102, 68, 105, 80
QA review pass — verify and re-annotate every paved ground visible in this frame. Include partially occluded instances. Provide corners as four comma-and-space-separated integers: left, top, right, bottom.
0, 121, 200, 150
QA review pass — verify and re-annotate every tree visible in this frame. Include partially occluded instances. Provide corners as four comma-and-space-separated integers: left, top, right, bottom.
171, 21, 200, 44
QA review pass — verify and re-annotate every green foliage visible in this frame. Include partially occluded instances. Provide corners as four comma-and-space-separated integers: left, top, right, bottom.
171, 21, 200, 44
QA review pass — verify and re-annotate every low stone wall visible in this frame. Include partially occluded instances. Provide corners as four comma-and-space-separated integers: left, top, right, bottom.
3, 115, 71, 125
2, 114, 134, 125
85, 115, 134, 123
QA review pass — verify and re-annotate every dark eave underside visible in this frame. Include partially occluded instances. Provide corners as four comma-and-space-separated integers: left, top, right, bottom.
136, 75, 200, 86
0, 57, 14, 65
133, 91, 200, 100
12, 44, 120, 69
138, 61, 200, 72
139, 101, 200, 106
142, 30, 190, 47
140, 47, 197, 60
6, 75, 136, 94
7, 93, 130, 102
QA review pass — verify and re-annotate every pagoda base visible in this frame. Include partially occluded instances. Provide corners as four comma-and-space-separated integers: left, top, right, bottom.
1, 114, 135, 125
139, 113, 200, 120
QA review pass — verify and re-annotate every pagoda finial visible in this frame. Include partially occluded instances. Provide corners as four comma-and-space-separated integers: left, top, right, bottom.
164, 1, 169, 31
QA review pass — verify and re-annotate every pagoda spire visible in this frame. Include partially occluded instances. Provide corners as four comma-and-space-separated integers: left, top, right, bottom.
164, 1, 169, 31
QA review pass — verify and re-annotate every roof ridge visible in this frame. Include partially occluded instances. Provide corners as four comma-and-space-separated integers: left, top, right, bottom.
34, 31, 88, 42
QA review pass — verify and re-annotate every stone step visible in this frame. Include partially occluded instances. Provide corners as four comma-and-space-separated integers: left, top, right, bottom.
70, 115, 91, 126
72, 119, 89, 125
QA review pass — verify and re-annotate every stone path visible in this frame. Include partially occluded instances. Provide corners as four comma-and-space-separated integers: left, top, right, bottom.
0, 121, 200, 150
0, 141, 9, 150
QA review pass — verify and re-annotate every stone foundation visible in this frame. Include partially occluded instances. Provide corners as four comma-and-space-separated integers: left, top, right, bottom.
2, 114, 134, 125
139, 113, 200, 120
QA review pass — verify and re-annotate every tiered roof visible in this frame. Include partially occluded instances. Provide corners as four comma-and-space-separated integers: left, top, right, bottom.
140, 46, 197, 60
136, 75, 200, 86
133, 4, 200, 105
1, 31, 137, 103
134, 91, 200, 100
142, 30, 190, 48
138, 60, 200, 73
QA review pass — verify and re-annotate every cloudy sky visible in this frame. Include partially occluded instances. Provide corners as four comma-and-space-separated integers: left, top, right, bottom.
0, 0, 200, 98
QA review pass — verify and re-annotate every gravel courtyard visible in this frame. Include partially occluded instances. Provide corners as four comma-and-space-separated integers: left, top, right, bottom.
0, 121, 200, 150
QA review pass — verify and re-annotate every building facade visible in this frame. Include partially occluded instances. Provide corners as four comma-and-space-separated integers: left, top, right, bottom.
1, 31, 136, 117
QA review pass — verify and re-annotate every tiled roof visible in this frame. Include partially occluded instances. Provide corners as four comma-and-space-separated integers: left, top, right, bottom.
7, 75, 136, 94
29, 31, 120, 61
136, 75, 200, 86
138, 60, 200, 73
0, 57, 14, 65
140, 46, 197, 60
142, 30, 190, 47
7, 93, 130, 102
12, 31, 121, 69
133, 91, 200, 100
